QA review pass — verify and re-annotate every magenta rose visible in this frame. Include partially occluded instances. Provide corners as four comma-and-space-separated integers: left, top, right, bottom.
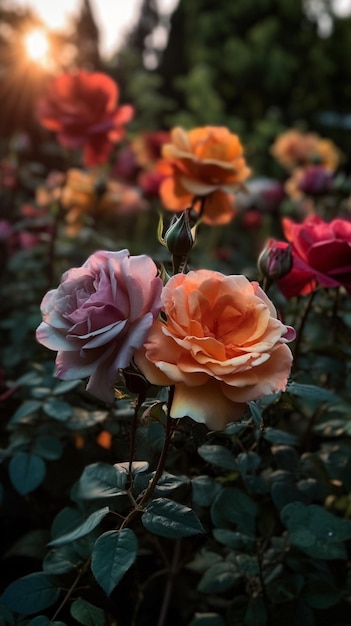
277, 215, 351, 298
36, 70, 134, 167
36, 249, 163, 402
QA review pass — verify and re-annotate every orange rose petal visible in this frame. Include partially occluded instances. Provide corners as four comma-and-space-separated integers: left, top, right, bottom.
170, 379, 246, 430
201, 191, 236, 225
134, 348, 174, 387
180, 176, 217, 196
221, 344, 293, 403
159, 177, 193, 211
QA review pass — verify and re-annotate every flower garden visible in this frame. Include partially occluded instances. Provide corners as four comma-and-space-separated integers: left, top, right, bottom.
1, 55, 351, 626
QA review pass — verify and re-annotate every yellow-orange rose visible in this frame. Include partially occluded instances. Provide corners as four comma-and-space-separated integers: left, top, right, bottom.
271, 129, 341, 172
159, 126, 251, 225
135, 270, 295, 430
61, 169, 146, 236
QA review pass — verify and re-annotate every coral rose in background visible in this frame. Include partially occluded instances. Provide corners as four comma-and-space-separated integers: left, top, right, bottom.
36, 70, 134, 167
159, 126, 251, 225
36, 249, 163, 403
271, 129, 341, 173
61, 168, 147, 236
277, 215, 351, 298
135, 270, 295, 430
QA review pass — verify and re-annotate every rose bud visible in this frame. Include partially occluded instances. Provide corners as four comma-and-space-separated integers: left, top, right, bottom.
258, 239, 293, 281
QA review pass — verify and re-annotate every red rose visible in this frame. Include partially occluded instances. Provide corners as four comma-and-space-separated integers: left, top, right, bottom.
37, 70, 134, 167
277, 215, 351, 298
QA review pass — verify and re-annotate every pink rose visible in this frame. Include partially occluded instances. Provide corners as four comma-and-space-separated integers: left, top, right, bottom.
36, 250, 163, 403
277, 216, 351, 298
135, 270, 295, 430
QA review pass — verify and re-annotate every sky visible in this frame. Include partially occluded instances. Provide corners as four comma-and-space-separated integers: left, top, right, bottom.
10, 0, 180, 58
9, 0, 351, 58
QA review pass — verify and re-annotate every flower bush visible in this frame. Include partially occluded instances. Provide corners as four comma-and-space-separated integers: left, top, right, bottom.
2, 69, 351, 626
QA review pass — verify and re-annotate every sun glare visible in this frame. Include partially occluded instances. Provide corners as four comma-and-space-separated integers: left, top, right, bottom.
24, 28, 49, 64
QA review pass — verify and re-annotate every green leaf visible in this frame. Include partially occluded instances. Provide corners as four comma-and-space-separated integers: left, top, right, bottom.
248, 401, 263, 428
286, 382, 338, 404
154, 471, 189, 496
197, 445, 237, 470
49, 507, 110, 547
43, 399, 72, 421
211, 487, 257, 535
0, 603, 15, 624
70, 597, 106, 626
236, 452, 261, 476
187, 549, 222, 573
188, 613, 225, 626
281, 501, 351, 559
9, 400, 42, 426
263, 427, 298, 446
32, 436, 63, 460
43, 545, 83, 575
213, 529, 255, 551
197, 562, 240, 594
4, 529, 50, 559
0, 572, 60, 615
77, 463, 127, 499
66, 408, 108, 430
192, 476, 222, 507
142, 498, 205, 538
9, 453, 46, 495
51, 507, 86, 540
302, 580, 341, 609
148, 422, 165, 451
271, 471, 303, 511
52, 379, 81, 395
91, 529, 137, 596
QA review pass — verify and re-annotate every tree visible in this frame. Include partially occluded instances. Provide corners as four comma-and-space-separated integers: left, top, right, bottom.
72, 0, 101, 70
156, 0, 351, 173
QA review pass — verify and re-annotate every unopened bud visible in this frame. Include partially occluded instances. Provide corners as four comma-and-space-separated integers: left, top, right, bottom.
164, 208, 195, 257
258, 239, 293, 281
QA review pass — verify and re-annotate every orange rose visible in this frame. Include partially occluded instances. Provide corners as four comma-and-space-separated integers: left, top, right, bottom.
159, 126, 251, 225
61, 169, 147, 236
271, 129, 341, 172
135, 270, 294, 430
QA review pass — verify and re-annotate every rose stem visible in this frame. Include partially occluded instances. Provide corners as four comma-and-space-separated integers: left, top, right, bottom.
292, 289, 316, 370
128, 391, 146, 481
156, 538, 182, 626
50, 386, 176, 622
120, 385, 175, 529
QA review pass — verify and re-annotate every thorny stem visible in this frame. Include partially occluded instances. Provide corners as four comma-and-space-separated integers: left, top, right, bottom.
120, 386, 175, 530
128, 392, 146, 480
156, 539, 182, 626
292, 289, 317, 369
172, 253, 189, 275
